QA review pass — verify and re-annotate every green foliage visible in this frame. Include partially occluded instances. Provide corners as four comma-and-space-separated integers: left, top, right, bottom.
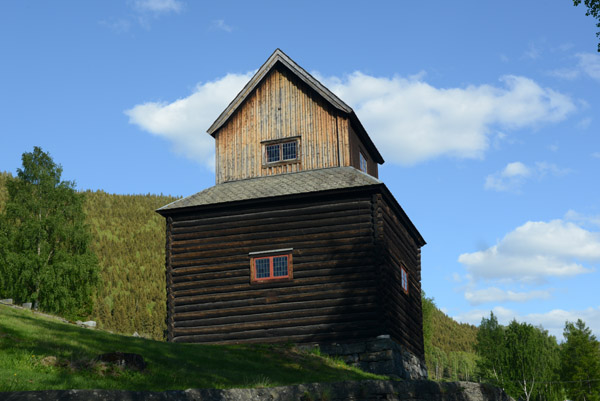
421, 292, 479, 381
561, 319, 600, 401
83, 190, 177, 340
476, 313, 562, 401
0, 148, 98, 318
0, 305, 383, 391
475, 312, 505, 385
574, 0, 600, 52
1, 163, 177, 339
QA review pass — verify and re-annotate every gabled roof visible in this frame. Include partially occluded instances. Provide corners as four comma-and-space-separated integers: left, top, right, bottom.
207, 49, 384, 164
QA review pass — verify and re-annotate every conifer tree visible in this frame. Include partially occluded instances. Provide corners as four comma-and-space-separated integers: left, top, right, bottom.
561, 319, 600, 401
0, 147, 98, 317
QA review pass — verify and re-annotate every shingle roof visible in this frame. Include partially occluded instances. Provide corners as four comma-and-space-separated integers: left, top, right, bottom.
157, 167, 381, 212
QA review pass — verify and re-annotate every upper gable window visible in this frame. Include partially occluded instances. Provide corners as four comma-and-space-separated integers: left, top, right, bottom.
263, 137, 300, 165
359, 152, 368, 173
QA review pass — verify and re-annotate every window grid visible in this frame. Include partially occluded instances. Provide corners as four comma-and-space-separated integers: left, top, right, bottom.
266, 144, 280, 163
273, 256, 288, 276
282, 141, 297, 160
251, 253, 292, 282
264, 140, 298, 164
255, 258, 271, 278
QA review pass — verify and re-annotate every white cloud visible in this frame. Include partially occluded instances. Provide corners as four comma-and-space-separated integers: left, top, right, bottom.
458, 219, 600, 283
322, 73, 575, 165
484, 161, 569, 192
125, 72, 254, 169
211, 19, 233, 32
133, 0, 183, 13
465, 287, 552, 305
565, 209, 600, 228
127, 70, 575, 167
548, 68, 580, 80
577, 53, 600, 81
454, 306, 600, 341
550, 53, 600, 82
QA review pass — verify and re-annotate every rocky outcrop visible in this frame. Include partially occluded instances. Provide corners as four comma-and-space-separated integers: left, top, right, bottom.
1, 380, 514, 401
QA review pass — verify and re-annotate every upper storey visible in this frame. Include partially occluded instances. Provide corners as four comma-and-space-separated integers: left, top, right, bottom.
208, 49, 384, 184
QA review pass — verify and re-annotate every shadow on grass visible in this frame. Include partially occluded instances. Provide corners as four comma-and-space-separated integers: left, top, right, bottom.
0, 305, 378, 391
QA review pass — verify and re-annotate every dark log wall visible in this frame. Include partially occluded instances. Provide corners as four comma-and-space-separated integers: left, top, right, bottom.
166, 192, 386, 344
373, 193, 424, 358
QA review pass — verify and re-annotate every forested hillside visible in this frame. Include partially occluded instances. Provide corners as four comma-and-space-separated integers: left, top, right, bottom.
83, 190, 178, 339
422, 295, 479, 381
0, 172, 177, 340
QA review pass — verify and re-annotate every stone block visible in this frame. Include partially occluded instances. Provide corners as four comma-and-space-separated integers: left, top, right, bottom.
339, 342, 366, 354
367, 338, 393, 352
0, 299, 13, 304
368, 359, 395, 375
22, 302, 32, 309
359, 350, 393, 362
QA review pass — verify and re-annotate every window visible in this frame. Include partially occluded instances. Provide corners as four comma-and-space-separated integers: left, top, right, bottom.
263, 138, 299, 165
249, 249, 293, 283
400, 266, 409, 294
359, 152, 368, 173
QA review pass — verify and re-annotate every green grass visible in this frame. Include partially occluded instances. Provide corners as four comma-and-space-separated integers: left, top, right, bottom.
0, 305, 385, 392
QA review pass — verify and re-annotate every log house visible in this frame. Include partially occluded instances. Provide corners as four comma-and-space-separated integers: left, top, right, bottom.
158, 49, 427, 377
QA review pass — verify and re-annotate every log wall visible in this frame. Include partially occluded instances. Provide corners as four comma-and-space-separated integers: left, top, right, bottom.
373, 193, 424, 358
166, 192, 385, 344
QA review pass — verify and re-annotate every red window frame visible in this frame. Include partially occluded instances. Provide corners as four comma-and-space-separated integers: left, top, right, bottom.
400, 266, 409, 294
250, 250, 293, 283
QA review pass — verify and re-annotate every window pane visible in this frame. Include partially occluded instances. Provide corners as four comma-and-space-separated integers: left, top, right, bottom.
256, 258, 271, 278
266, 144, 280, 163
359, 152, 367, 173
282, 141, 297, 160
273, 256, 288, 277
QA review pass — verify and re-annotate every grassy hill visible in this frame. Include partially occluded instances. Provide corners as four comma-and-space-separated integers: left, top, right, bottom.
0, 304, 382, 392
0, 172, 480, 382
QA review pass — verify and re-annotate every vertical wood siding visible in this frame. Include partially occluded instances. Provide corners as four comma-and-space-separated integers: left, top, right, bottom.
349, 125, 379, 178
215, 66, 351, 184
166, 194, 384, 344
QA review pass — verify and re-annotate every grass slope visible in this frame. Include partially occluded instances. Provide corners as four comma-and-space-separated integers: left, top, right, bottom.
0, 305, 384, 392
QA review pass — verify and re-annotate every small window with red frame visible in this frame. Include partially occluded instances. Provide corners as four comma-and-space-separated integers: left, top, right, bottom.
250, 249, 293, 283
401, 266, 409, 294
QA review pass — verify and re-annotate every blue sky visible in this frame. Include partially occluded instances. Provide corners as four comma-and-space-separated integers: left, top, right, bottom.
1, 1, 599, 339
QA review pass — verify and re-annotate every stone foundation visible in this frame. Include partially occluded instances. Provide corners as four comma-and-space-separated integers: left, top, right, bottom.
301, 335, 428, 380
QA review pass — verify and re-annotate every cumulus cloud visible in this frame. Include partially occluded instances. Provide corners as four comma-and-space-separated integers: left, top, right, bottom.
458, 219, 600, 283
454, 306, 600, 340
321, 73, 575, 165
125, 72, 254, 169
127, 70, 575, 167
484, 161, 570, 192
465, 287, 552, 305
